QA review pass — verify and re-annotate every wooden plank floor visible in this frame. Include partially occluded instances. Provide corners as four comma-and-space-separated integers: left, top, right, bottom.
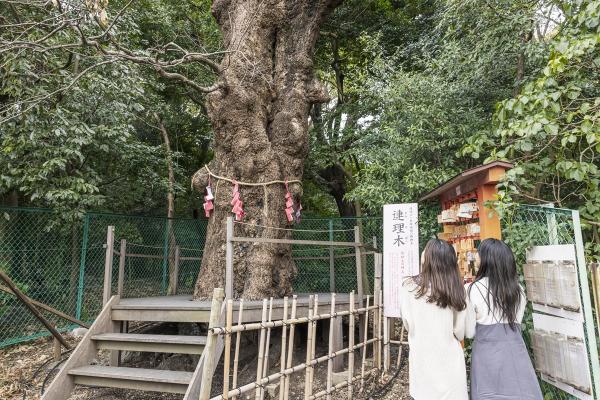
114, 293, 364, 323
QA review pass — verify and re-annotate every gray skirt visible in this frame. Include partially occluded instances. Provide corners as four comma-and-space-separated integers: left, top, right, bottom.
471, 323, 542, 400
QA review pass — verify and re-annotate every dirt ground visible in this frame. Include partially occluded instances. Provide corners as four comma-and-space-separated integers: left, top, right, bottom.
0, 330, 410, 400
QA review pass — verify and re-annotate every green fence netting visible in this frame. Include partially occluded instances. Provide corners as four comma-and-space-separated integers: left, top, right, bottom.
502, 205, 598, 400
0, 207, 381, 348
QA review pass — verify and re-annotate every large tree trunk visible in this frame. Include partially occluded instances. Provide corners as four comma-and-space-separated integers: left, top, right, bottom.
193, 0, 340, 299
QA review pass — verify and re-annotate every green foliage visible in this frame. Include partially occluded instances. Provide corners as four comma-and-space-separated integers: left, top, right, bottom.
0, 0, 217, 219
463, 0, 600, 257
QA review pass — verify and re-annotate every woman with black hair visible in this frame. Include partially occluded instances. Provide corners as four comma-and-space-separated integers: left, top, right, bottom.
400, 239, 468, 400
466, 238, 542, 400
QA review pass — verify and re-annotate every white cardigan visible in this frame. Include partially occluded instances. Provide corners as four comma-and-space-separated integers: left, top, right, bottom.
399, 280, 469, 400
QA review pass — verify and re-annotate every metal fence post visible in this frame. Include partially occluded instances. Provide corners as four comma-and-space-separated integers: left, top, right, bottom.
75, 213, 90, 320
573, 210, 600, 396
173, 245, 180, 295
329, 219, 335, 293
161, 219, 170, 295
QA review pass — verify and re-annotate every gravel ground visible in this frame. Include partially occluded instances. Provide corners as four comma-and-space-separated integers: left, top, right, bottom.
0, 333, 410, 400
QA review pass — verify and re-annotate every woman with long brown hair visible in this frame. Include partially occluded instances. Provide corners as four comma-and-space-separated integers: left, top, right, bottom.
466, 239, 542, 399
399, 238, 468, 400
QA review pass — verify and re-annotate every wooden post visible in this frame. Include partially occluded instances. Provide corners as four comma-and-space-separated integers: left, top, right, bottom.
326, 293, 336, 400
329, 219, 335, 293
199, 288, 225, 400
117, 239, 126, 297
53, 326, 61, 362
226, 217, 234, 299
232, 299, 244, 400
173, 245, 180, 295
355, 226, 366, 359
332, 315, 344, 372
354, 226, 364, 301
102, 226, 115, 307
0, 270, 70, 349
223, 299, 234, 400
348, 291, 355, 400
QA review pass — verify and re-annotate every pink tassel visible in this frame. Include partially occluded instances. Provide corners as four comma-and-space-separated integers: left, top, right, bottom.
203, 181, 214, 218
231, 181, 245, 221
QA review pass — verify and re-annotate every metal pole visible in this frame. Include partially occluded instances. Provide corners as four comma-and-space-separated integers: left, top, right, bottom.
226, 216, 234, 299
102, 226, 115, 307
75, 213, 90, 320
329, 219, 335, 293
573, 210, 600, 397
173, 245, 180, 295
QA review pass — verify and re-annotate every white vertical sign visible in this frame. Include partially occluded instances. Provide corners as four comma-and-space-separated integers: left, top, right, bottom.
383, 203, 419, 318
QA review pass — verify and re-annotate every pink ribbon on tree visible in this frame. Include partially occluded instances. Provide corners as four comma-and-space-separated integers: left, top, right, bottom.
231, 181, 245, 221
285, 181, 295, 223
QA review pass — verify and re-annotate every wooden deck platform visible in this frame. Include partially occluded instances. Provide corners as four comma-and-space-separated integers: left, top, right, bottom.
113, 293, 360, 323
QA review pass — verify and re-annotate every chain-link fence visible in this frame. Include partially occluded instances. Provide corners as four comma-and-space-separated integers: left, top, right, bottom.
0, 207, 382, 348
0, 208, 208, 348
503, 204, 599, 399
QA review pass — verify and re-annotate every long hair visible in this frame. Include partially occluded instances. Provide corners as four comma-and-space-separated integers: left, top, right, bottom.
412, 239, 466, 311
471, 238, 522, 329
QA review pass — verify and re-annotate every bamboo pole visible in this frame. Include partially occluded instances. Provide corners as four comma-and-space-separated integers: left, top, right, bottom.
303, 296, 315, 400
278, 297, 289, 400
348, 291, 355, 400
199, 288, 225, 400
326, 293, 336, 400
232, 299, 244, 400
309, 295, 319, 396
210, 346, 379, 400
377, 289, 383, 372
360, 296, 370, 392
255, 299, 269, 400
210, 305, 379, 335
260, 298, 274, 400
0, 285, 89, 328
396, 324, 406, 369
283, 296, 298, 400
223, 299, 234, 400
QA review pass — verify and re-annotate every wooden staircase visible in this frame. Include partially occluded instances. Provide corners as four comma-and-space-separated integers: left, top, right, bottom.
41, 291, 224, 400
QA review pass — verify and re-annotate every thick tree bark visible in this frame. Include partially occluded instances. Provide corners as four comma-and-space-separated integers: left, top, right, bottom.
193, 0, 341, 299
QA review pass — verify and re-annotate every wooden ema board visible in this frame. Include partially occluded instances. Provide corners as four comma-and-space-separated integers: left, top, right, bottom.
437, 164, 509, 241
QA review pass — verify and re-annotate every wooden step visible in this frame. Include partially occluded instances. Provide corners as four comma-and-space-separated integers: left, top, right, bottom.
92, 333, 206, 354
111, 297, 210, 323
68, 365, 193, 394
